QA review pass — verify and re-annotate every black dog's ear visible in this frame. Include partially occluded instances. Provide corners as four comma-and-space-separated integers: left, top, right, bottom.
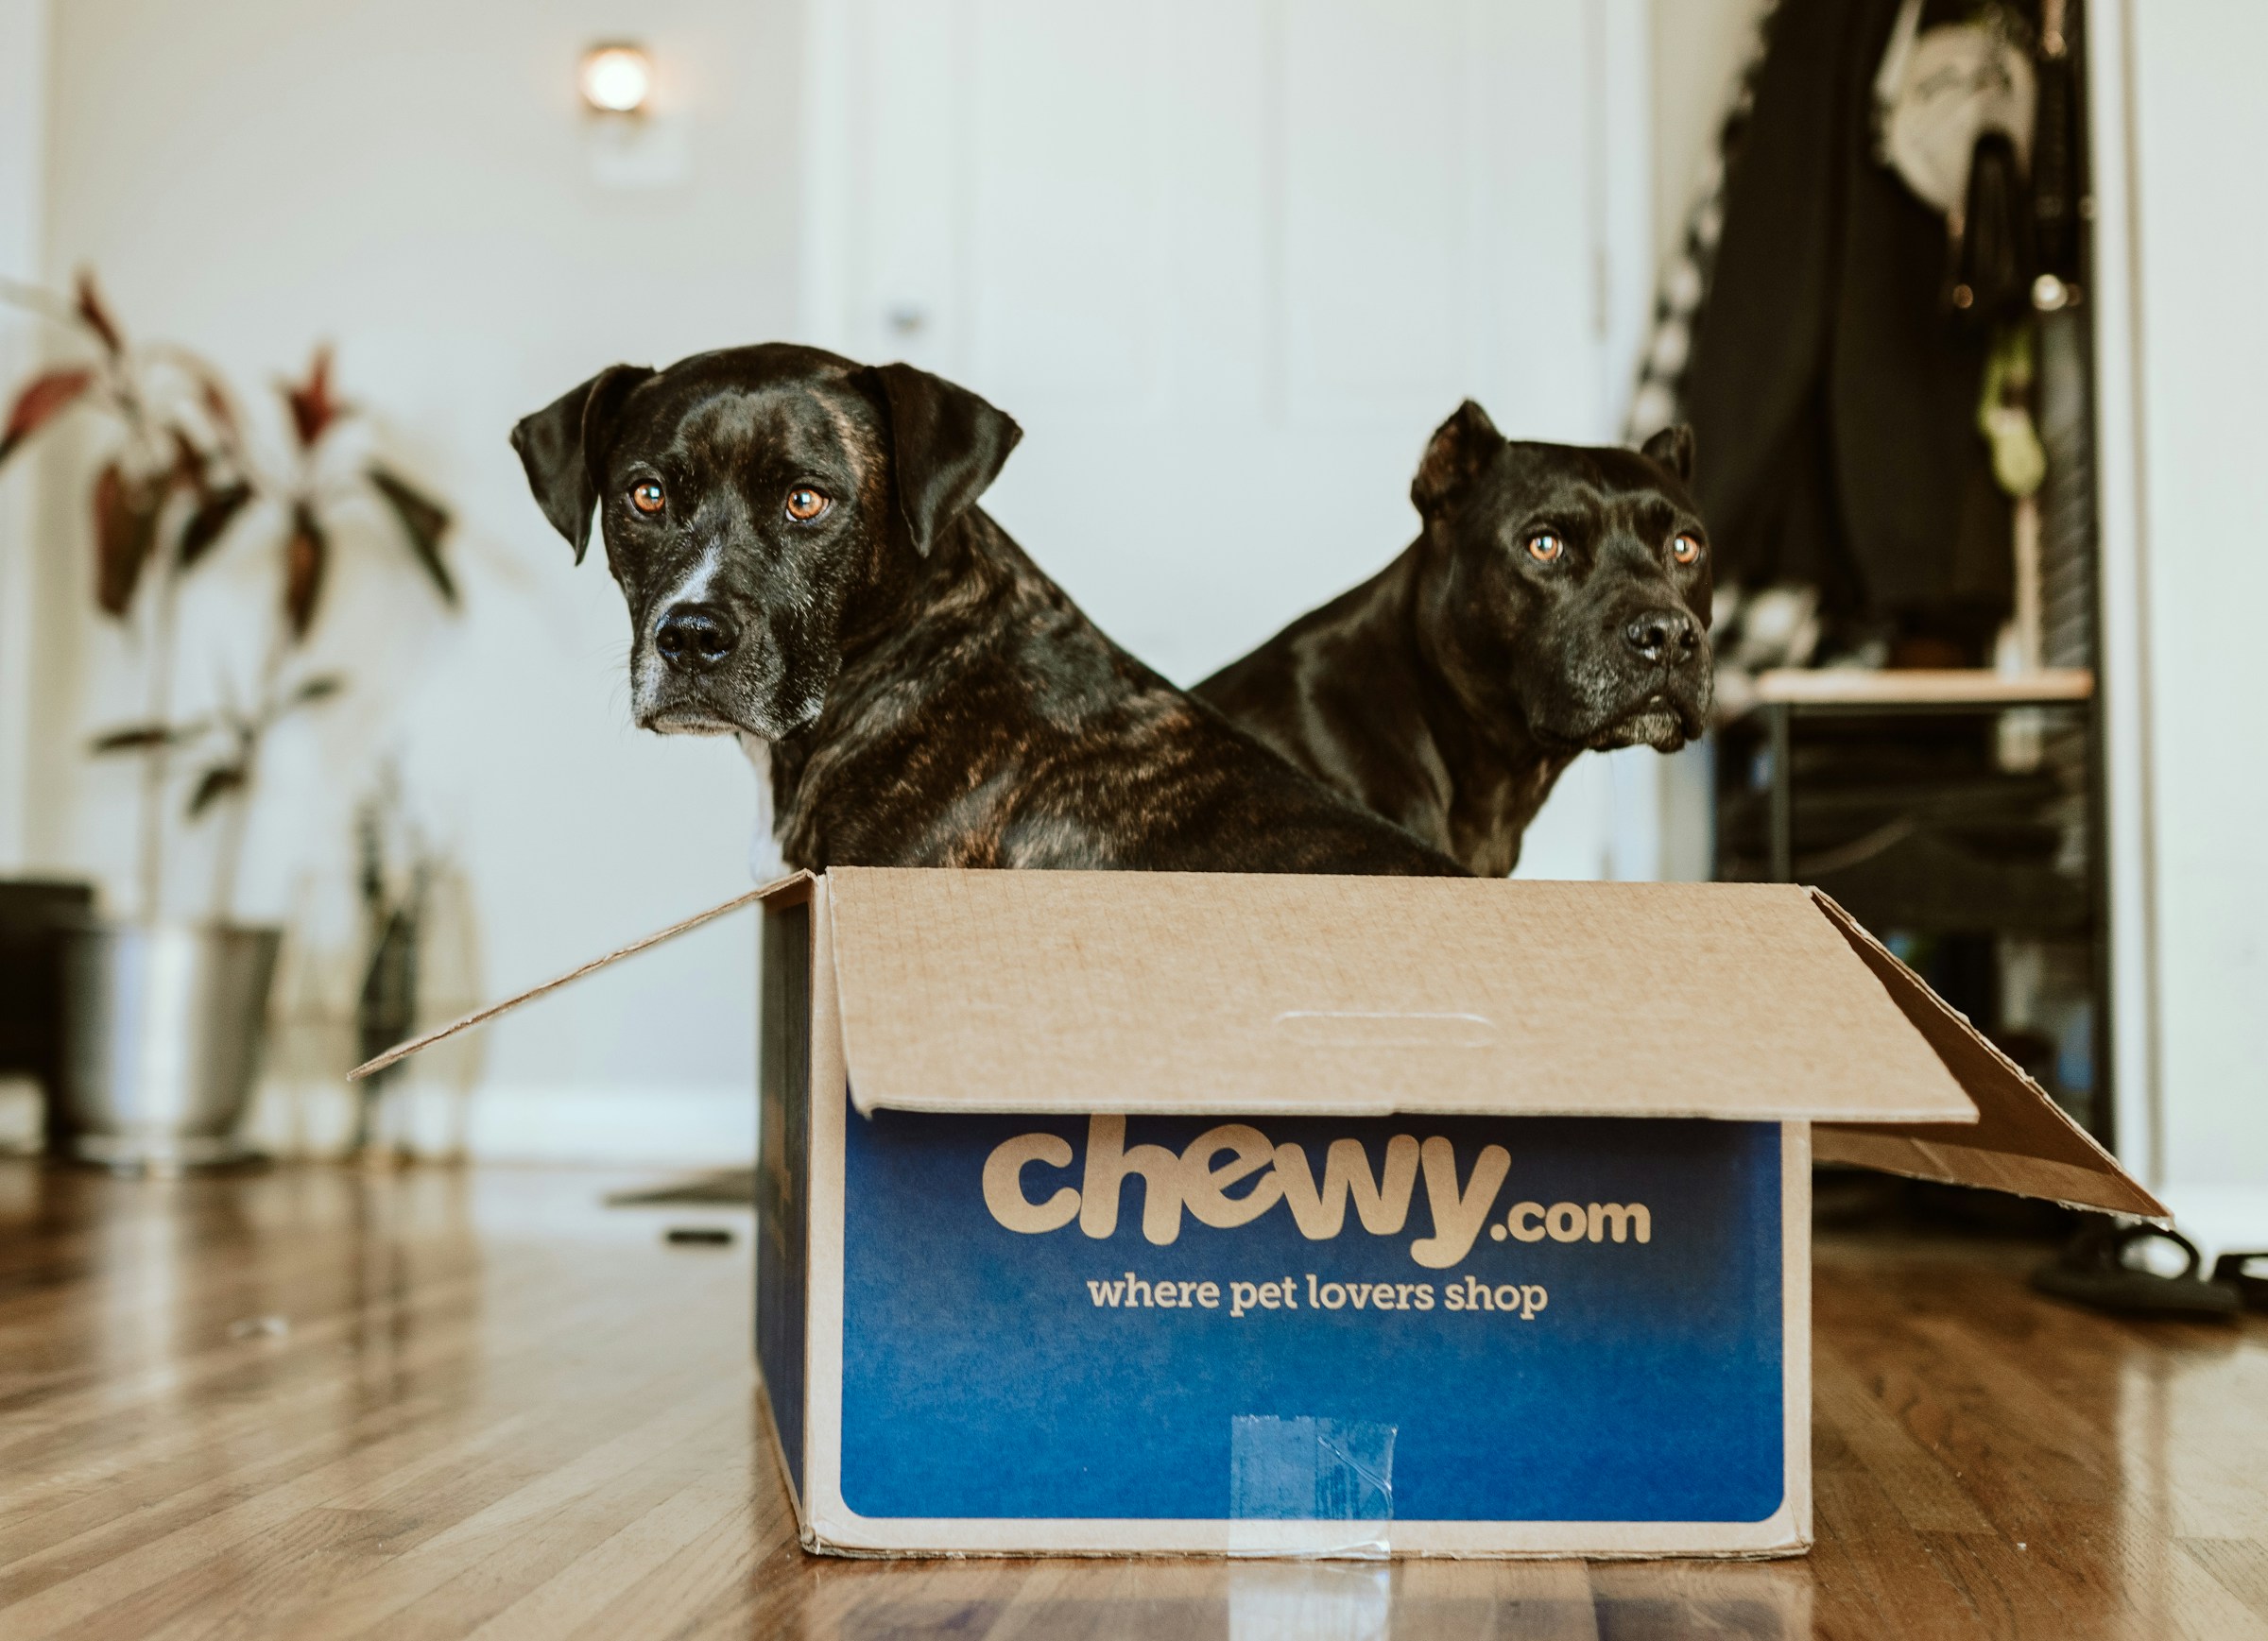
1411, 400, 1503, 521
1640, 422, 1695, 486
509, 364, 656, 563
862, 362, 1022, 556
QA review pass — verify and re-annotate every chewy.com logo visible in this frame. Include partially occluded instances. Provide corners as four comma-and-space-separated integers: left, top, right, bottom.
982, 1117, 1651, 1271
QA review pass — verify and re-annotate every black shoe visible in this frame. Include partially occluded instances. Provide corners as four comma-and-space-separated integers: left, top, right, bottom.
2030, 1222, 2242, 1320
2211, 1251, 2268, 1312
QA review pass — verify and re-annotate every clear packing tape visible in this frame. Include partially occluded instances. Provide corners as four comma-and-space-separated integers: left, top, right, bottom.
1228, 1414, 1398, 1559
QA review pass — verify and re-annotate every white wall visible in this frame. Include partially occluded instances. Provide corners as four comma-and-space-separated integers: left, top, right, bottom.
0, 0, 48, 872
2102, 0, 2268, 1234
1649, 0, 1770, 267
19, 0, 805, 1163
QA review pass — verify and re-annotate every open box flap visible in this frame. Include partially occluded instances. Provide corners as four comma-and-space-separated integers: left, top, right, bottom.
348, 872, 815, 1082
351, 866, 2158, 1220
1808, 893, 2166, 1220
822, 868, 1977, 1125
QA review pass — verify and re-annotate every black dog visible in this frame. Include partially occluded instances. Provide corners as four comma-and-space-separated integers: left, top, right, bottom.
511, 345, 1464, 876
1194, 402, 1712, 878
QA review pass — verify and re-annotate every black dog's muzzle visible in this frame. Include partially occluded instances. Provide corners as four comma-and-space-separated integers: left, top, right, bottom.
655, 603, 739, 673
1622, 605, 1704, 671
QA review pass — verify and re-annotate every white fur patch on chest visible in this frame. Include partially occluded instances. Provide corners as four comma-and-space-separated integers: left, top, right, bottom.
739, 732, 785, 880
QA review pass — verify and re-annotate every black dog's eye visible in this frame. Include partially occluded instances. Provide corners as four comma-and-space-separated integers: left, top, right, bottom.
628, 480, 666, 517
1526, 532, 1565, 564
1672, 532, 1704, 566
785, 485, 831, 522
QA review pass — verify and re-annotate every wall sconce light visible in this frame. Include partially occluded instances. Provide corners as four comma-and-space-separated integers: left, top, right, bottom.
579, 43, 652, 115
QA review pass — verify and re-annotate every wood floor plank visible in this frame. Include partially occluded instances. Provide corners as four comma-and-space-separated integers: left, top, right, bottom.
4, 1161, 2264, 1641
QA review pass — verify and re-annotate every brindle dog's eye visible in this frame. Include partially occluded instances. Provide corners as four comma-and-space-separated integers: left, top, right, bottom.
629, 480, 666, 516
785, 486, 831, 522
1672, 532, 1703, 566
1526, 532, 1565, 564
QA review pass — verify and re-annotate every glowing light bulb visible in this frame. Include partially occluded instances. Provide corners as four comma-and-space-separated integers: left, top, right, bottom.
579, 44, 651, 114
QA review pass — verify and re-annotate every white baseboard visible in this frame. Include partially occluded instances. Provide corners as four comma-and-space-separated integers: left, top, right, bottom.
244, 1076, 756, 1169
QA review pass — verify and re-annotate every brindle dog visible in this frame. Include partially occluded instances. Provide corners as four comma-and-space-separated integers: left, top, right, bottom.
1194, 402, 1713, 878
511, 344, 1464, 876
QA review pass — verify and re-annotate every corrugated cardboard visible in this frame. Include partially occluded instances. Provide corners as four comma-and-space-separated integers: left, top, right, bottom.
822, 869, 1968, 1123
352, 866, 2160, 1561
1806, 893, 2163, 1217
357, 869, 2160, 1221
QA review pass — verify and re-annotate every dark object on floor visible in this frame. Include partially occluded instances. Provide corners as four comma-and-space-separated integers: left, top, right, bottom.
607, 1169, 757, 1207
2032, 1222, 2242, 1320
2213, 1252, 2268, 1311
0, 880, 97, 1147
665, 1225, 734, 1247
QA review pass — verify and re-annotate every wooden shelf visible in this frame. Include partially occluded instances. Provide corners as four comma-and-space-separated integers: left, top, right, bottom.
1752, 667, 2094, 709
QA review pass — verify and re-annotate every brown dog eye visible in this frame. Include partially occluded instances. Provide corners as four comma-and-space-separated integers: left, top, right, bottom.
785, 486, 831, 522
629, 480, 665, 516
1526, 532, 1565, 564
1672, 532, 1703, 565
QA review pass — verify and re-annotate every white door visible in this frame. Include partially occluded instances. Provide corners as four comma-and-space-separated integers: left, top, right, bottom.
799, 0, 1661, 875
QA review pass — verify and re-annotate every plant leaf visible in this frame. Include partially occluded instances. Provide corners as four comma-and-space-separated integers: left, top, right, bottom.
89, 723, 181, 754
283, 501, 328, 640
186, 762, 247, 819
167, 428, 211, 497
196, 371, 240, 445
290, 673, 347, 706
75, 271, 125, 356
93, 461, 167, 617
283, 345, 347, 450
178, 480, 252, 568
366, 463, 456, 605
269, 673, 348, 727
0, 368, 94, 468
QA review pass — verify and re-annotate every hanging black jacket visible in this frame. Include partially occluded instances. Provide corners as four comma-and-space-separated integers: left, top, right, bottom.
1684, 0, 2014, 634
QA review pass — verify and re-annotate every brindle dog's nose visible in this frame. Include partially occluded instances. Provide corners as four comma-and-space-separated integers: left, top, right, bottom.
1624, 607, 1702, 667
655, 604, 738, 672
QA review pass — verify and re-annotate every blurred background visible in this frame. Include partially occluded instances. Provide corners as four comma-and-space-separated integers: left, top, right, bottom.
0, 0, 2259, 1246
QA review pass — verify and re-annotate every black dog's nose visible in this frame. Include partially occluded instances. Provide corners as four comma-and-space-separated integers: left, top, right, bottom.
1623, 607, 1702, 667
655, 604, 738, 672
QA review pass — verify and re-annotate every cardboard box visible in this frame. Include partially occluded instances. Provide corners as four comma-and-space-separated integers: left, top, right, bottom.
365, 868, 2160, 1560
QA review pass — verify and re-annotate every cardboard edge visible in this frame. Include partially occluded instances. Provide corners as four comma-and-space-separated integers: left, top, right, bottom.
804, 877, 850, 1541
346, 871, 812, 1081
1782, 1122, 1814, 1552
1812, 1129, 2171, 1222
1807, 891, 2168, 1221
836, 1088, 1970, 1124
798, 1511, 1810, 1561
753, 1353, 812, 1547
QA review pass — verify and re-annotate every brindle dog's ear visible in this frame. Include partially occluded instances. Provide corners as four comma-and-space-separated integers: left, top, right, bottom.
509, 364, 656, 563
1640, 422, 1695, 487
861, 362, 1022, 556
1411, 400, 1503, 521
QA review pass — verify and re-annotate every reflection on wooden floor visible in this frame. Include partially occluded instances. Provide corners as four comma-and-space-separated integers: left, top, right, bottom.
2, 1162, 2263, 1640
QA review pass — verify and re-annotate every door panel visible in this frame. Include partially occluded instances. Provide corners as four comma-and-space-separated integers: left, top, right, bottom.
802, 0, 1652, 870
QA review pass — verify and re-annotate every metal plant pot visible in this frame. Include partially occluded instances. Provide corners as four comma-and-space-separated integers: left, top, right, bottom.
58, 920, 282, 1170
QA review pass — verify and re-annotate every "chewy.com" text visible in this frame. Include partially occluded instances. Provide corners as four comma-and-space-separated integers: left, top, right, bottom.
982, 1118, 1651, 1270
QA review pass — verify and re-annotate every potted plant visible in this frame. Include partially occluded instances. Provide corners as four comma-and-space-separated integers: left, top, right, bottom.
0, 273, 456, 1167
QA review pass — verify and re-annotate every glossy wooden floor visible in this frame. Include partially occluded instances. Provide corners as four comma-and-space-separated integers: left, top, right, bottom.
3, 1163, 2264, 1641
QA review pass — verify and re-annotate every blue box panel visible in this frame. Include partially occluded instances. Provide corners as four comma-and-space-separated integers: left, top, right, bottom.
839, 1111, 1783, 1524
